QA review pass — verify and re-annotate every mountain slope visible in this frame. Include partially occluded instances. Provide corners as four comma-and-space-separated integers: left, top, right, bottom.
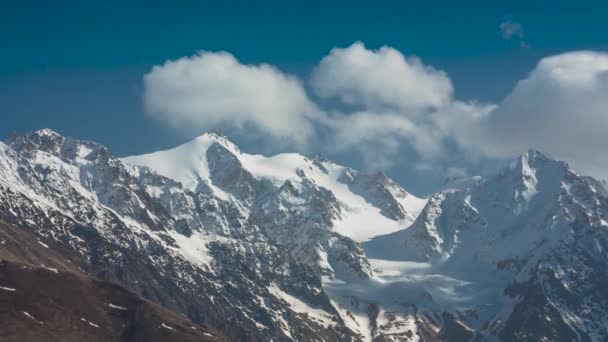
123, 132, 426, 243
123, 132, 427, 280
364, 150, 608, 341
1, 129, 418, 341
2, 129, 608, 341
0, 220, 223, 342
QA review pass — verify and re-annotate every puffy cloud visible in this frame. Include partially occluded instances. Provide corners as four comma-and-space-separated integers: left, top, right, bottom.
143, 51, 319, 146
477, 51, 608, 179
309, 42, 481, 169
142, 43, 608, 185
310, 42, 453, 112
316, 46, 608, 182
326, 98, 493, 167
144, 42, 465, 166
500, 14, 525, 40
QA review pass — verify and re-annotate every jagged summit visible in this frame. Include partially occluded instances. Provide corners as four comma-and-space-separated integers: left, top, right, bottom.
6, 128, 108, 162
196, 131, 240, 151
33, 127, 62, 137
122, 132, 241, 192
9, 127, 65, 145
7, 128, 66, 147
506, 148, 569, 175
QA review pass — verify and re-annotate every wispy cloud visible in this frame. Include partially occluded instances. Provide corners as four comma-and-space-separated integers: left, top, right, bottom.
500, 14, 525, 40
500, 14, 530, 48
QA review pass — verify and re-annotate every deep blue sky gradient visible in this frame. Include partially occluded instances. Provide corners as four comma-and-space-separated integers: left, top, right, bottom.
2, 0, 607, 193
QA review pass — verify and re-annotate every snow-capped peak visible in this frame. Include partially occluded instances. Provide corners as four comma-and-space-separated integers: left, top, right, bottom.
122, 132, 240, 192
33, 128, 62, 137
506, 149, 569, 178
7, 128, 108, 164
122, 131, 427, 242
12, 128, 65, 147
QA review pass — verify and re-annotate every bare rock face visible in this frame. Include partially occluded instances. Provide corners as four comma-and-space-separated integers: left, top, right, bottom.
250, 177, 371, 279
206, 143, 258, 206
338, 168, 418, 222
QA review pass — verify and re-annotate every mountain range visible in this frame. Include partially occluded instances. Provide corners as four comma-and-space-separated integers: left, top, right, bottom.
1, 128, 607, 341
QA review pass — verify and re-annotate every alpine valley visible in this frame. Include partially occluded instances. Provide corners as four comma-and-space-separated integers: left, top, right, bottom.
1, 128, 608, 341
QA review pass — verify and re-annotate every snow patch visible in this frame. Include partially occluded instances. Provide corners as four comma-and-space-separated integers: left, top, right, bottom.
77, 145, 93, 159
376, 309, 419, 342
80, 317, 100, 328
22, 311, 43, 324
161, 323, 176, 331
169, 231, 229, 271
34, 128, 60, 137
108, 303, 127, 310
40, 264, 59, 274
268, 284, 336, 328
330, 298, 373, 341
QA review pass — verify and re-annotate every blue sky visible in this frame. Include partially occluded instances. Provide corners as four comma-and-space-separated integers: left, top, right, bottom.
2, 1, 608, 195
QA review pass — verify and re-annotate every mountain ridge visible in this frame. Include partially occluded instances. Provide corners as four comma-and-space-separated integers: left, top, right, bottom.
1, 128, 607, 341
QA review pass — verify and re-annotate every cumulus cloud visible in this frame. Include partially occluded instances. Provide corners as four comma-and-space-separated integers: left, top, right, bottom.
143, 51, 319, 146
500, 14, 525, 40
318, 46, 608, 181
308, 42, 488, 168
144, 42, 468, 166
310, 42, 453, 112
143, 42, 608, 185
476, 51, 608, 179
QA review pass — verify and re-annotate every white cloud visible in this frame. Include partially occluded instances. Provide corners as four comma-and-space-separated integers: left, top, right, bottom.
310, 42, 453, 112
500, 14, 525, 40
142, 43, 608, 184
476, 51, 608, 179
325, 98, 493, 167
326, 111, 442, 169
144, 42, 464, 166
310, 42, 487, 168
143, 51, 318, 146
317, 46, 608, 182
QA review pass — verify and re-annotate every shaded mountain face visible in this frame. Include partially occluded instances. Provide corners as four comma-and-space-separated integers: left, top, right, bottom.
0, 129, 423, 341
0, 220, 222, 342
1, 128, 607, 341
366, 150, 608, 341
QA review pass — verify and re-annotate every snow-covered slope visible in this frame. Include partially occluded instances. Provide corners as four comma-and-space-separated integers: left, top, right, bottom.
3, 129, 608, 341
123, 132, 426, 244
363, 149, 608, 341
0, 129, 428, 341
0, 130, 350, 341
